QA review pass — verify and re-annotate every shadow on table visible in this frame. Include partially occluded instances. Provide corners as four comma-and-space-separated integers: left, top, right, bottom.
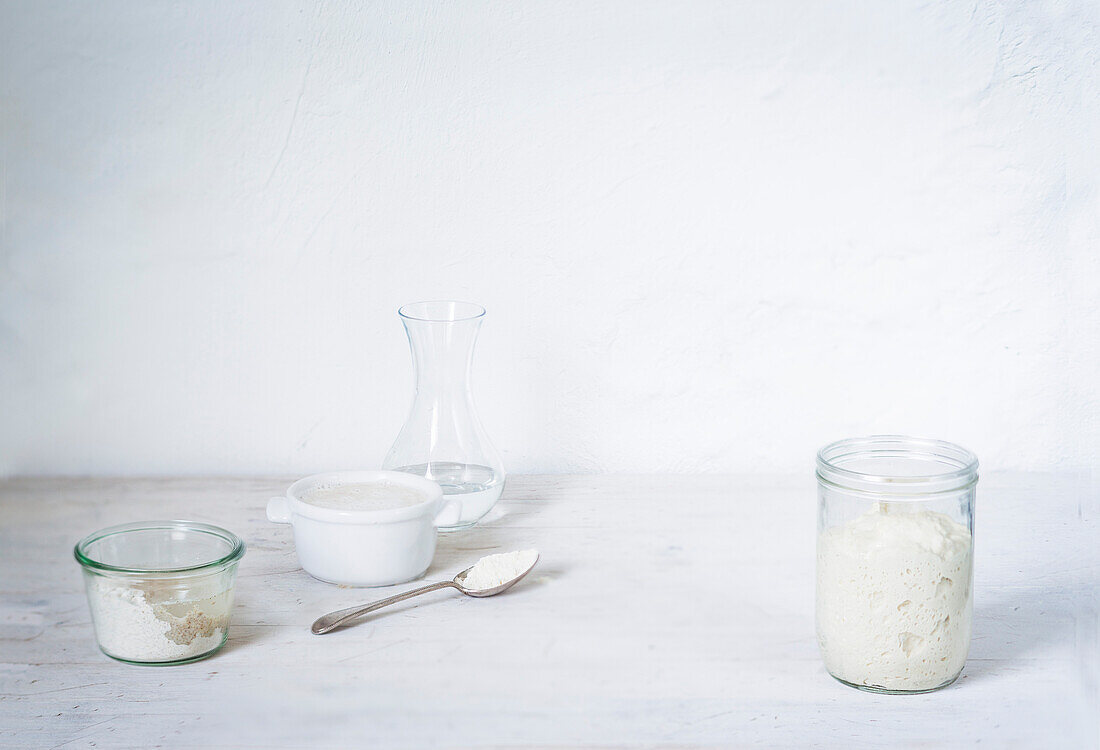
965, 579, 1097, 682
429, 491, 549, 567
469, 491, 547, 527
218, 617, 268, 657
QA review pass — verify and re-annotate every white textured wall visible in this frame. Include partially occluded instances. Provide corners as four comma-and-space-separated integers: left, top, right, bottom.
1, 1, 1097, 476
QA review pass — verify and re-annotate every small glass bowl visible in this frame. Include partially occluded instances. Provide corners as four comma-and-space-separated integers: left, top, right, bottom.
74, 521, 246, 665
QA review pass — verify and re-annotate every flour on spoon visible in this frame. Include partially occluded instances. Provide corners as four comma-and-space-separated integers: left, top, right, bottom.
461, 550, 538, 591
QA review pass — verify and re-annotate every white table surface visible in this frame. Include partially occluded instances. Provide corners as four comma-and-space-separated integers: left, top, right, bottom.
1, 474, 1097, 749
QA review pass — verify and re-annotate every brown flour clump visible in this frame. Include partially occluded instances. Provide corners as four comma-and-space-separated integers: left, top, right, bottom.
160, 606, 226, 645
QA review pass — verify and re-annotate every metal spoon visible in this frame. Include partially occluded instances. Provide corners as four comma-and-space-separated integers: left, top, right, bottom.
311, 553, 540, 635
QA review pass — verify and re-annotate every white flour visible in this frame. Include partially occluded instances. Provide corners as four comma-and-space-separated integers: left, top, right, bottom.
86, 576, 231, 662
816, 506, 972, 691
461, 549, 538, 591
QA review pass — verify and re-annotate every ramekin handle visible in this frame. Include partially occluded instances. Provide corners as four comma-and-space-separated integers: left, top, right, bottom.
433, 498, 462, 528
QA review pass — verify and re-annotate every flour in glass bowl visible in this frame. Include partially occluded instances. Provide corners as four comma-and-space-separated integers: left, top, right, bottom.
86, 576, 232, 662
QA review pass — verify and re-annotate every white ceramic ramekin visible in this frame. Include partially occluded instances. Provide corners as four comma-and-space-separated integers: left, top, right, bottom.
266, 471, 458, 587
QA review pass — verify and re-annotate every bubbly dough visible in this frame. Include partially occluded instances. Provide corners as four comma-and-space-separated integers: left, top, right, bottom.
816, 506, 972, 691
302, 482, 426, 511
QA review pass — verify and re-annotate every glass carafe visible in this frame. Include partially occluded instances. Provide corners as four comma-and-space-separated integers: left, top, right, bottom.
383, 301, 505, 530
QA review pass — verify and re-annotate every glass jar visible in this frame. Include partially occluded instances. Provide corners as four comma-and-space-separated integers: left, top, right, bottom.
74, 521, 245, 665
815, 436, 978, 694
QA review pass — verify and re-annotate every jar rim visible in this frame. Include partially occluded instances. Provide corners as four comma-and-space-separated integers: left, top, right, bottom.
74, 520, 246, 575
816, 435, 978, 496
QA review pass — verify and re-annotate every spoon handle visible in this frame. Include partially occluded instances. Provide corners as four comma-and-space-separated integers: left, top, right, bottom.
311, 580, 459, 634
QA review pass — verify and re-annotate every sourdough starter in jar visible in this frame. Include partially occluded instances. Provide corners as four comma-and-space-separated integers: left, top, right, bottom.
816, 504, 973, 691
815, 436, 978, 693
